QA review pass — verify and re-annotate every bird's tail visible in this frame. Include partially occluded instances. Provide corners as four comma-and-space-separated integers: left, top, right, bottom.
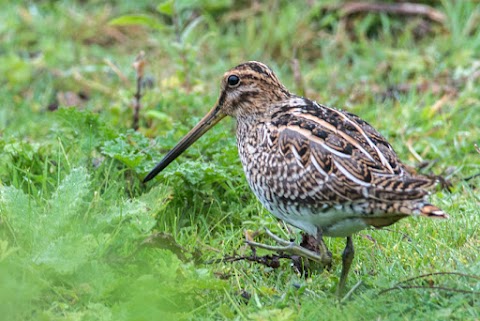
419, 204, 449, 219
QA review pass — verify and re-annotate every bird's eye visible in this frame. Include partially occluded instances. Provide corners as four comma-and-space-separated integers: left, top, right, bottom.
227, 75, 240, 87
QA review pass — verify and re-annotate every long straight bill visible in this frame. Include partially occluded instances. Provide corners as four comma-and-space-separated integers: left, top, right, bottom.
143, 105, 226, 183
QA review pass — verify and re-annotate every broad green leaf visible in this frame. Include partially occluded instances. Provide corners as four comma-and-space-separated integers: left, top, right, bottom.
49, 167, 90, 221
101, 130, 152, 170
33, 233, 97, 274
0, 185, 38, 244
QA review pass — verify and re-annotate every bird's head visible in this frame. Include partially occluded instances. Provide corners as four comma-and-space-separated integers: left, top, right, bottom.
217, 61, 290, 118
143, 61, 290, 182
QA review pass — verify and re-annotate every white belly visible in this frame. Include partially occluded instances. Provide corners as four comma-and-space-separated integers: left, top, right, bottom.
247, 177, 369, 237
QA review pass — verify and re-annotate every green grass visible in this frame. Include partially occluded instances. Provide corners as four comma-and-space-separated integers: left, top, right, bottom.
1, 0, 479, 320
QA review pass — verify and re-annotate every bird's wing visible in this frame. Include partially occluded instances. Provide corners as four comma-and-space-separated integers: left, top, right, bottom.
266, 99, 436, 206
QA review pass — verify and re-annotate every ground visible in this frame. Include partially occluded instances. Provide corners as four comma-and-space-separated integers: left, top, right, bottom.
0, 1, 479, 320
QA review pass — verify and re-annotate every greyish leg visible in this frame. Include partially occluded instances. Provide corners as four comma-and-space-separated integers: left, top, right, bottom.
245, 228, 332, 267
315, 229, 333, 270
337, 236, 354, 296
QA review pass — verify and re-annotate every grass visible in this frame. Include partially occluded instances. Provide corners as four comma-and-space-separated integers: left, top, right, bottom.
0, 0, 479, 320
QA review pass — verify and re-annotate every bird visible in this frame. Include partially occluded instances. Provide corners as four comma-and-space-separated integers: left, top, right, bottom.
143, 61, 448, 295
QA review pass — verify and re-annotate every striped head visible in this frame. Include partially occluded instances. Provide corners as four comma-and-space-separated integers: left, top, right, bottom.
218, 61, 291, 118
143, 61, 290, 182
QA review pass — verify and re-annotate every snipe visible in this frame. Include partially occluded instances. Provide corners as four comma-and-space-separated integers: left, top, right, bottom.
144, 61, 448, 295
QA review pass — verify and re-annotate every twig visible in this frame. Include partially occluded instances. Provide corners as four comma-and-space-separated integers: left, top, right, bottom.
72, 70, 112, 95
430, 93, 454, 115
378, 285, 480, 295
205, 253, 293, 269
378, 272, 480, 295
405, 139, 424, 163
132, 51, 146, 131
464, 173, 480, 182
396, 272, 480, 285
104, 58, 130, 86
340, 2, 446, 24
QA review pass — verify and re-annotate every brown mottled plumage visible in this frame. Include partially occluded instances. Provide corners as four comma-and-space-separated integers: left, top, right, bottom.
144, 61, 448, 295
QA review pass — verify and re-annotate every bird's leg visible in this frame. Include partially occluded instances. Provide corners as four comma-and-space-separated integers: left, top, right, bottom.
245, 228, 330, 267
337, 236, 354, 297
315, 229, 333, 270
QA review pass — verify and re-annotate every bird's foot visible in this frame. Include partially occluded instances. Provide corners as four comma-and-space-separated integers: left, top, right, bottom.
245, 228, 332, 268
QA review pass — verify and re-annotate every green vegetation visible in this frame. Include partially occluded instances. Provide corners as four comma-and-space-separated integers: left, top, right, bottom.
1, 1, 479, 320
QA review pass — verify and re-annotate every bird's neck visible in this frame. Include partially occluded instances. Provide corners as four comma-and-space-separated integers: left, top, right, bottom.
235, 96, 299, 124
